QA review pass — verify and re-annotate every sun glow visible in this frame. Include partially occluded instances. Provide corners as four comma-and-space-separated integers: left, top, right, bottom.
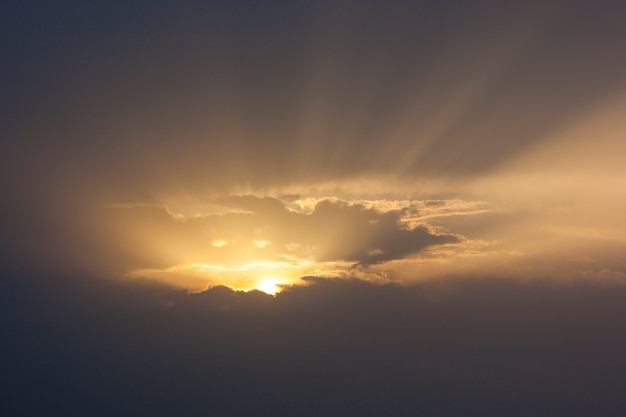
125, 259, 320, 293
256, 278, 283, 295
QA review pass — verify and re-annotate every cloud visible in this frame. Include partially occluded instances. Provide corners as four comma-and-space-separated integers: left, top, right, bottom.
3, 272, 626, 416
306, 199, 459, 265
97, 189, 626, 290
94, 196, 462, 288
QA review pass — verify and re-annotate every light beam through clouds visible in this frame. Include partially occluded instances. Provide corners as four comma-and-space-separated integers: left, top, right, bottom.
1, 0, 625, 290
3, 2, 626, 415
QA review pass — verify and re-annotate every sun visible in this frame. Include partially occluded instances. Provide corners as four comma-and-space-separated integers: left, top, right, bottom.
256, 278, 283, 295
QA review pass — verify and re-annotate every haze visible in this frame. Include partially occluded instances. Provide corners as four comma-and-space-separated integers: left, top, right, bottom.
2, 1, 625, 416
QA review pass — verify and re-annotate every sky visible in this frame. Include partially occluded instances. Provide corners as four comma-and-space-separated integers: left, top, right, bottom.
1, 1, 626, 415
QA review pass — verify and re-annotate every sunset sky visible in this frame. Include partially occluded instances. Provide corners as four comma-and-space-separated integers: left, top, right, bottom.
2, 1, 626, 415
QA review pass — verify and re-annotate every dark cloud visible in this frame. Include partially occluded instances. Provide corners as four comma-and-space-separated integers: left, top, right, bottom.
3, 273, 625, 416
307, 199, 458, 265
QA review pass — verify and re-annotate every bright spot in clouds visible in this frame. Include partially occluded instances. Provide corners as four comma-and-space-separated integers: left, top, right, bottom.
4, 1, 626, 292
99, 175, 626, 292
255, 278, 283, 295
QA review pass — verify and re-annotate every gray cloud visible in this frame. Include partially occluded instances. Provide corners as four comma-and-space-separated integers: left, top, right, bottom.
306, 199, 458, 265
3, 273, 625, 416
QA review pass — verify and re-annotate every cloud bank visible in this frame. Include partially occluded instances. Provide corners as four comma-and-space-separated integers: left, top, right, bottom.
3, 273, 625, 416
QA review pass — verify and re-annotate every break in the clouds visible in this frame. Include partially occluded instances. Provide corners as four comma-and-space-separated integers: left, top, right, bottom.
99, 196, 468, 290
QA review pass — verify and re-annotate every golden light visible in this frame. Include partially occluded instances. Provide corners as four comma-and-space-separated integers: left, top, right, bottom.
256, 278, 283, 295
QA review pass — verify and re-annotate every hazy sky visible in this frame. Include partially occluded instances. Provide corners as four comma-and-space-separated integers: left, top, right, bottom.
2, 0, 626, 292
2, 1, 626, 415
2, 0, 626, 291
